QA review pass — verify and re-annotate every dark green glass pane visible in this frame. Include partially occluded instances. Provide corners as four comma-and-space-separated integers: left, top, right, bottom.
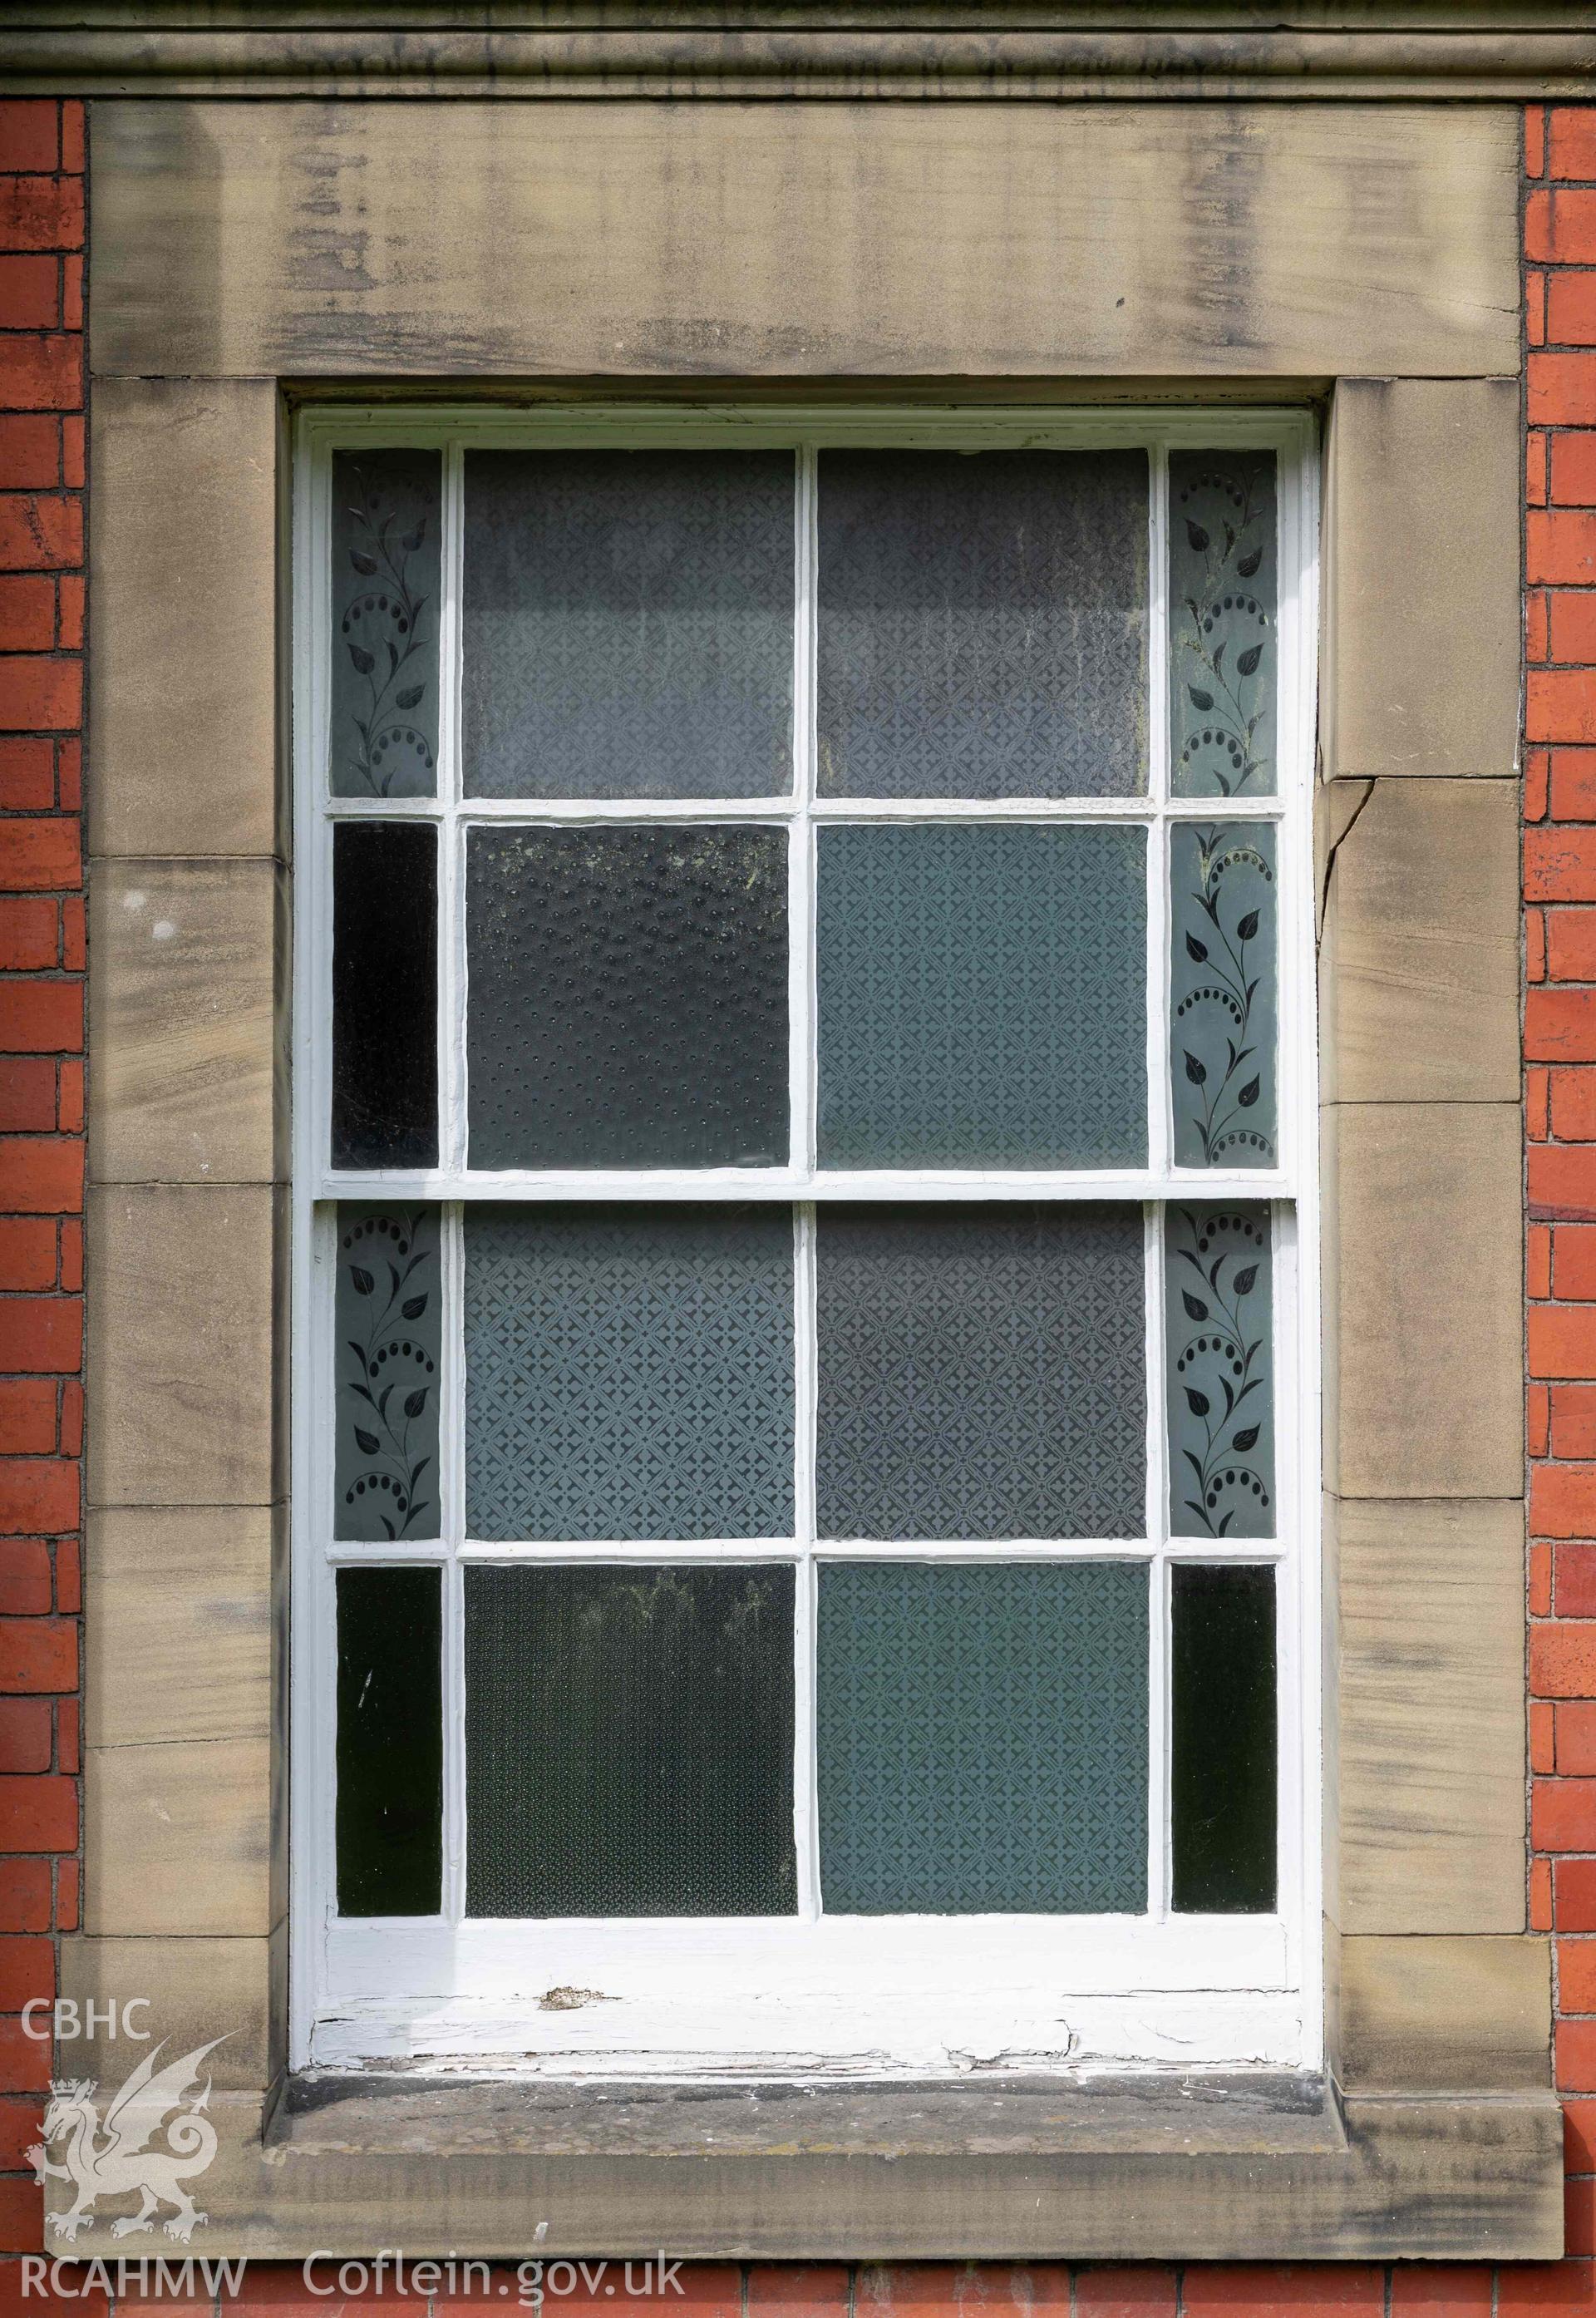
465, 1563, 796, 1916
816, 448, 1148, 798
331, 821, 437, 1170
1170, 1563, 1277, 1912
1170, 823, 1277, 1169
818, 1561, 1149, 1913
462, 449, 794, 798
1165, 1204, 1274, 1540
336, 1565, 442, 1916
334, 1205, 442, 1541
816, 823, 1147, 1168
1169, 450, 1277, 798
466, 824, 788, 1169
330, 450, 441, 799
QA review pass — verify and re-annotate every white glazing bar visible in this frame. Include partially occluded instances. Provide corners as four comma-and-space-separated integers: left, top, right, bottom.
313, 1166, 1294, 1203
794, 1202, 820, 1919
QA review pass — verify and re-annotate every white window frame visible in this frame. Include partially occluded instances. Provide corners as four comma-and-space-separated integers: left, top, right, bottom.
289, 403, 1323, 2079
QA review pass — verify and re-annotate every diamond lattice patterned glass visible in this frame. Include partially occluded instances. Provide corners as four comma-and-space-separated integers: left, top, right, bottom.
465, 1561, 796, 1916
816, 1559, 1149, 1912
330, 450, 441, 798
1170, 822, 1278, 1169
1165, 1204, 1275, 1540
466, 824, 789, 1169
816, 823, 1147, 1167
815, 448, 1148, 798
462, 449, 795, 798
464, 1206, 795, 1541
1169, 450, 1278, 797
815, 1204, 1146, 1540
334, 1204, 441, 1541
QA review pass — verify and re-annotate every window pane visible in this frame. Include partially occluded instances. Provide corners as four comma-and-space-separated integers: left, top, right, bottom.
330, 450, 441, 799
816, 449, 1149, 799
817, 823, 1147, 1168
815, 1205, 1146, 1541
337, 1566, 442, 1916
817, 1561, 1149, 1912
464, 1206, 795, 1541
1170, 1563, 1277, 1912
1169, 450, 1278, 798
334, 1205, 442, 1541
466, 824, 788, 1169
461, 450, 795, 798
1165, 1204, 1274, 1540
465, 1563, 796, 1916
331, 821, 437, 1170
1170, 822, 1278, 1169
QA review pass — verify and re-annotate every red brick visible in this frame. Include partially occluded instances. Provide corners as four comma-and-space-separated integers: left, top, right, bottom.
1075, 2273, 1179, 2318
1533, 509, 1596, 586
54, 1853, 76, 1932
1, 1300, 77, 1376
0, 654, 81, 731
0, 984, 80, 1054
0, 1618, 71, 1694
1553, 107, 1596, 180
55, 734, 78, 811
0, 900, 52, 973
1531, 1142, 1596, 1218
1531, 747, 1553, 820
0, 1862, 47, 1936
1567, 2022, 1596, 2096
1501, 2276, 1596, 2318
1534, 1464, 1596, 1536
1551, 594, 1596, 668
1568, 1940, 1596, 2017
1530, 584, 1551, 659
0, 254, 56, 333
0, 1774, 75, 1852
1574, 2099, 1596, 2172
0, 177, 81, 254
55, 570, 81, 652
1530, 1062, 1551, 1139
0, 335, 79, 413
59, 895, 81, 973
748, 2269, 852, 2312
60, 1216, 81, 1291
1387, 2270, 1492, 2318
1562, 1546, 1596, 1619
1534, 1538, 1554, 1615
1533, 429, 1552, 507
1178, 2269, 1382, 2316
0, 495, 80, 571
1555, 436, 1596, 509
0, 1701, 47, 1778
1531, 667, 1596, 744
1533, 1223, 1554, 1296
56, 1056, 80, 1133
1534, 353, 1596, 427
0, 1380, 53, 1458
0, 1452, 74, 1536
1532, 1307, 1596, 1377
60, 415, 81, 490
61, 103, 83, 175
0, 1542, 50, 1618
858, 2272, 1068, 2318
1535, 1622, 1596, 1698
1533, 1380, 1552, 1457
1564, 1703, 1596, 1775
1549, 909, 1596, 980
1530, 985, 1596, 1057
1530, 827, 1596, 905
0, 2095, 42, 2174
0, 734, 52, 811
0, 104, 57, 175
1530, 269, 1549, 350
0, 577, 52, 657
1530, 105, 1549, 179
0, 2173, 42, 2251
1551, 276, 1596, 350
1572, 2183, 1596, 2261
0, 1141, 82, 1212
0, 1938, 52, 2021
0, 1059, 52, 1132
1534, 1776, 1596, 1848
1535, 1694, 1559, 1769
0, 1220, 52, 1291
0, 820, 76, 893
0, 417, 54, 491
56, 1692, 76, 1773
1552, 750, 1596, 820
0, 2020, 48, 2097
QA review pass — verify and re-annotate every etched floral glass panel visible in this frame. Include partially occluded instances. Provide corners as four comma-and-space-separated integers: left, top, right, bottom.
816, 823, 1147, 1167
334, 1204, 442, 1542
816, 1561, 1149, 1912
331, 821, 437, 1171
461, 450, 795, 798
463, 1205, 795, 1541
815, 1204, 1146, 1541
330, 450, 441, 798
464, 1562, 796, 1916
1169, 450, 1278, 797
466, 823, 789, 1169
816, 448, 1149, 798
1170, 821, 1277, 1169
1165, 1204, 1275, 1540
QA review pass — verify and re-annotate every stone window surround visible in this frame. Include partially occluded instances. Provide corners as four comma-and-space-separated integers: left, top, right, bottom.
75, 91, 1544, 2257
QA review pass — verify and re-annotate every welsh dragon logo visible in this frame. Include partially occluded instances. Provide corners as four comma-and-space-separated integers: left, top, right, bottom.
28, 2037, 227, 2242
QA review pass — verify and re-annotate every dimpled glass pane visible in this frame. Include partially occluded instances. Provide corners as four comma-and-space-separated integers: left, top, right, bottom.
465, 1562, 796, 1916
464, 1206, 794, 1541
815, 1205, 1146, 1541
817, 823, 1146, 1168
337, 1566, 442, 1916
1171, 1563, 1277, 1912
1170, 450, 1278, 797
1170, 822, 1277, 1169
817, 1561, 1148, 1913
330, 451, 441, 798
816, 449, 1148, 798
335, 1205, 442, 1541
462, 450, 794, 798
331, 822, 437, 1170
1165, 1204, 1275, 1540
466, 824, 788, 1169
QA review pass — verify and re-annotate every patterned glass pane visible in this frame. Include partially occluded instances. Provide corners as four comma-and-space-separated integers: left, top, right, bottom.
465, 1562, 796, 1916
1170, 823, 1277, 1169
466, 824, 788, 1169
816, 449, 1148, 798
337, 1566, 442, 1916
1169, 450, 1278, 798
817, 1561, 1149, 1913
462, 450, 794, 798
464, 1206, 795, 1541
817, 823, 1146, 1168
815, 1205, 1146, 1541
334, 1204, 442, 1541
330, 451, 441, 799
331, 822, 437, 1170
1165, 1204, 1274, 1540
1171, 1563, 1278, 1913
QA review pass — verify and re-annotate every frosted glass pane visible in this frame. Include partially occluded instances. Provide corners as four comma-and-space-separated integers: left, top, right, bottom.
815, 1204, 1146, 1541
816, 449, 1148, 798
816, 823, 1146, 1168
462, 449, 794, 798
464, 1206, 795, 1541
1171, 1562, 1277, 1913
1169, 450, 1278, 798
1170, 822, 1278, 1169
330, 450, 441, 799
466, 824, 789, 1169
465, 1562, 796, 1916
334, 1204, 441, 1541
817, 1561, 1149, 1912
1165, 1204, 1275, 1540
